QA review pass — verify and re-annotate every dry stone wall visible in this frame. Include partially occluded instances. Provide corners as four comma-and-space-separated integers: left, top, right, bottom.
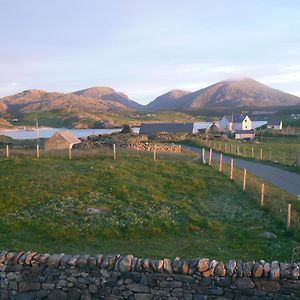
0, 251, 300, 299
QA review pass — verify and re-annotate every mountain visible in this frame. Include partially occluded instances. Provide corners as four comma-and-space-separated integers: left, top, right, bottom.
73, 87, 143, 110
146, 89, 190, 111
146, 78, 300, 110
0, 87, 142, 114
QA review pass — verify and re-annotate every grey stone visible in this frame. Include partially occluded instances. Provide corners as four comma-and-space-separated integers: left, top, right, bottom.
15, 292, 37, 300
235, 278, 255, 289
215, 262, 226, 276
25, 252, 37, 265
259, 231, 277, 240
67, 288, 81, 300
127, 284, 150, 293
143, 258, 151, 272
48, 290, 67, 300
292, 265, 300, 279
67, 256, 78, 266
254, 279, 281, 292
270, 261, 280, 279
263, 262, 271, 278
172, 257, 182, 273
77, 255, 89, 268
242, 262, 254, 277
134, 294, 153, 300
226, 260, 236, 276
252, 263, 263, 278
47, 254, 64, 268
38, 254, 50, 265
19, 282, 41, 293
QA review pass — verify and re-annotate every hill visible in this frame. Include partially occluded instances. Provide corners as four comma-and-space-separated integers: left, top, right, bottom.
0, 87, 142, 114
146, 89, 190, 111
146, 78, 300, 110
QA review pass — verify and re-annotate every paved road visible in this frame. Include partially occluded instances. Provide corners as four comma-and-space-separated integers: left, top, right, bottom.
183, 145, 300, 197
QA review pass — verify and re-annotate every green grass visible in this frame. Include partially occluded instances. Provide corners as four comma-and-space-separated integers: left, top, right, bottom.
0, 149, 299, 261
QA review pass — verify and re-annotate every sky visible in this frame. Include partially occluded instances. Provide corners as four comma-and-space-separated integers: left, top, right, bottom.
0, 0, 300, 104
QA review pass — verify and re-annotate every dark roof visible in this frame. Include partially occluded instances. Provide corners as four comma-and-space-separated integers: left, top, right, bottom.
139, 123, 194, 135
235, 129, 255, 134
267, 120, 282, 125
233, 114, 247, 123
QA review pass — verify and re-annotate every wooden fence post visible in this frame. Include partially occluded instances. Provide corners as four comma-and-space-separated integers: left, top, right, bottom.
251, 147, 254, 158
202, 148, 206, 164
209, 148, 212, 166
219, 143, 222, 151
113, 143, 116, 160
219, 154, 223, 172
287, 204, 292, 229
153, 145, 157, 160
230, 159, 234, 180
260, 183, 265, 206
260, 149, 263, 160
36, 144, 40, 159
243, 169, 247, 191
237, 146, 240, 156
6, 145, 9, 158
68, 147, 72, 160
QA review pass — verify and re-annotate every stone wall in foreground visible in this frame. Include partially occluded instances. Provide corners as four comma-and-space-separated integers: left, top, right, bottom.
0, 251, 300, 299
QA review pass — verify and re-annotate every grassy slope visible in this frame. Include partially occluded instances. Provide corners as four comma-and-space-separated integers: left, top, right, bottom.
0, 150, 299, 261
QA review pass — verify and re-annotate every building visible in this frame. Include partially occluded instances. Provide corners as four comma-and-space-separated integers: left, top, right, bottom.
45, 131, 81, 151
219, 114, 252, 131
267, 120, 283, 130
139, 122, 194, 135
218, 115, 233, 130
235, 129, 255, 140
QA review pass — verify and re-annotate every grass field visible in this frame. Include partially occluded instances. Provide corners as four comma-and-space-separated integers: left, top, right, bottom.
0, 149, 299, 261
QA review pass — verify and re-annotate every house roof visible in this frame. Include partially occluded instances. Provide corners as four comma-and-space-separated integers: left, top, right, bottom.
139, 122, 194, 135
267, 120, 282, 126
55, 131, 81, 144
235, 129, 255, 134
233, 114, 248, 123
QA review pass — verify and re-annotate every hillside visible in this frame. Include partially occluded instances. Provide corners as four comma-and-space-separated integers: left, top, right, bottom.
146, 89, 190, 111
146, 78, 300, 110
0, 87, 142, 114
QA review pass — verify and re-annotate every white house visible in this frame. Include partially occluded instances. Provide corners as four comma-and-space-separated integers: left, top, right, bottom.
267, 120, 283, 130
232, 114, 252, 131
235, 130, 255, 140
219, 114, 252, 131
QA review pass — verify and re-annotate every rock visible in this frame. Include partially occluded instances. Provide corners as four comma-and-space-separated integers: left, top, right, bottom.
67, 289, 81, 300
226, 260, 236, 276
127, 284, 150, 293
181, 260, 189, 274
197, 258, 209, 272
143, 258, 151, 272
25, 252, 37, 265
47, 254, 64, 268
292, 265, 300, 279
209, 260, 218, 274
254, 279, 281, 292
38, 253, 50, 265
252, 263, 263, 278
15, 293, 37, 300
119, 255, 133, 273
163, 258, 173, 273
95, 254, 103, 267
48, 290, 67, 300
259, 232, 277, 240
172, 257, 182, 273
270, 261, 280, 279
215, 262, 226, 276
236, 261, 243, 277
77, 255, 89, 268
134, 294, 153, 300
19, 282, 41, 293
242, 262, 254, 277
235, 278, 255, 289
0, 251, 8, 263
263, 262, 271, 278
67, 256, 78, 266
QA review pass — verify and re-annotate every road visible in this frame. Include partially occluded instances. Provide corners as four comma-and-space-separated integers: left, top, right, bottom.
183, 145, 300, 197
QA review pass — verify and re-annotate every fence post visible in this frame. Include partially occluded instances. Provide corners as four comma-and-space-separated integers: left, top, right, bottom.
153, 145, 157, 160
251, 147, 254, 158
219, 143, 222, 151
36, 144, 40, 159
219, 154, 223, 172
269, 150, 272, 161
260, 183, 265, 206
260, 149, 263, 160
113, 143, 116, 160
209, 148, 212, 166
237, 146, 240, 156
287, 204, 292, 229
230, 159, 234, 180
68, 147, 72, 160
6, 145, 9, 158
243, 169, 247, 192
202, 148, 206, 164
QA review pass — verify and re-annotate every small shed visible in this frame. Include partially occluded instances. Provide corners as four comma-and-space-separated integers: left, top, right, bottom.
139, 122, 194, 135
45, 131, 81, 151
235, 129, 255, 140
267, 120, 283, 130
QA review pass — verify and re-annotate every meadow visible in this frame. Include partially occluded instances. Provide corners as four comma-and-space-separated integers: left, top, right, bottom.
0, 148, 299, 262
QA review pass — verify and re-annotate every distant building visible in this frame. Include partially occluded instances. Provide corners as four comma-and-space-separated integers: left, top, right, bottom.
209, 121, 219, 133
219, 114, 252, 131
45, 131, 81, 151
267, 120, 283, 130
235, 129, 255, 140
139, 122, 194, 135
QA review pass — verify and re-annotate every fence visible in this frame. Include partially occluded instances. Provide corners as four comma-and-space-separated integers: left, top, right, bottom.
189, 137, 298, 166
201, 147, 300, 232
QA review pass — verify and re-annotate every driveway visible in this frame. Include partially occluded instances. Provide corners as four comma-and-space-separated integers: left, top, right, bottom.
183, 145, 300, 197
